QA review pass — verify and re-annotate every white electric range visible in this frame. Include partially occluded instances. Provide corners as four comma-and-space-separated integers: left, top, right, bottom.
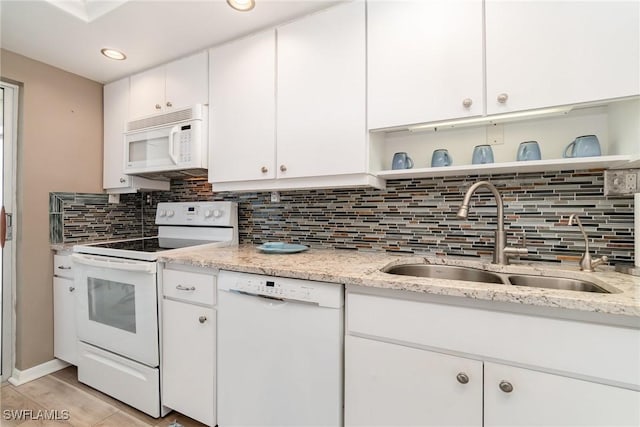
71, 201, 238, 418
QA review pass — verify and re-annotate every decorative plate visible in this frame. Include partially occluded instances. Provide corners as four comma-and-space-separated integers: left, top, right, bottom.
257, 242, 309, 254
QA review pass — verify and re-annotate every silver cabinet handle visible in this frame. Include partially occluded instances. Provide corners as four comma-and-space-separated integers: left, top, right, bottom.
280, 165, 287, 172
499, 381, 514, 393
261, 166, 268, 173
57, 265, 72, 270
155, 104, 162, 110
176, 285, 196, 291
462, 98, 473, 108
198, 315, 207, 324
456, 372, 469, 384
497, 93, 509, 104
166, 101, 172, 107
68, 286, 75, 292
119, 177, 126, 183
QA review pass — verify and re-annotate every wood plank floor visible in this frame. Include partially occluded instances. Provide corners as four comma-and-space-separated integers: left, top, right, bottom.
1, 366, 207, 427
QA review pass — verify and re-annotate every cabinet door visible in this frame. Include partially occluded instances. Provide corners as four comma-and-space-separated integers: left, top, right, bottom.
486, 0, 640, 114
103, 78, 132, 190
209, 31, 276, 183
53, 277, 77, 365
165, 51, 208, 111
129, 65, 165, 118
277, 1, 366, 179
162, 299, 215, 426
368, 0, 484, 130
485, 362, 640, 427
345, 335, 482, 426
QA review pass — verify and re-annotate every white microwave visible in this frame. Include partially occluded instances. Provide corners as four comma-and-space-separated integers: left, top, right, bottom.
124, 104, 208, 177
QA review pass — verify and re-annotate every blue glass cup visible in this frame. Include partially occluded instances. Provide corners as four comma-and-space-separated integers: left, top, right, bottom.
517, 141, 542, 161
391, 152, 414, 170
563, 135, 601, 158
472, 145, 494, 164
431, 149, 452, 167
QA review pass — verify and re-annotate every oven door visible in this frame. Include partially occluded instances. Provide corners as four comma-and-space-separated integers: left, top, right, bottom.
72, 253, 159, 367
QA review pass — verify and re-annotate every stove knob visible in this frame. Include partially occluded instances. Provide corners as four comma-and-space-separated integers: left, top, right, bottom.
204, 209, 213, 218
213, 209, 222, 218
167, 210, 175, 217
158, 210, 166, 217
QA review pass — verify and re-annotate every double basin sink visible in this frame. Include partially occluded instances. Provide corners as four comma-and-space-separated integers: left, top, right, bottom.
384, 264, 614, 294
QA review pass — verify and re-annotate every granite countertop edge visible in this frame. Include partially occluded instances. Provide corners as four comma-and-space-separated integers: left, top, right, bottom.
158, 244, 640, 319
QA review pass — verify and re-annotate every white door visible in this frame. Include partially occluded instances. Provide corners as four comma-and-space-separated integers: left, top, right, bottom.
276, 1, 367, 179
164, 51, 208, 112
0, 82, 17, 382
103, 77, 132, 190
484, 362, 640, 426
367, 0, 484, 130
209, 30, 276, 183
485, 0, 640, 114
345, 335, 483, 426
162, 300, 215, 426
73, 254, 159, 366
130, 66, 166, 119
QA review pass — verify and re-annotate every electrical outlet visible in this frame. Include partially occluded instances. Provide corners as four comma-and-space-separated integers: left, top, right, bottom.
604, 169, 640, 196
270, 191, 281, 203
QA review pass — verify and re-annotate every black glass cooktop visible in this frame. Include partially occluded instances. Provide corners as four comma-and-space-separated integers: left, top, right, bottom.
90, 237, 166, 253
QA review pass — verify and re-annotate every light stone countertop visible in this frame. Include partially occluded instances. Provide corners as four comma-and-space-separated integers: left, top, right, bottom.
158, 244, 640, 319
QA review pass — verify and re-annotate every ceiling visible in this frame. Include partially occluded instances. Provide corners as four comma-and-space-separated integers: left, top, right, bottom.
1, 0, 341, 84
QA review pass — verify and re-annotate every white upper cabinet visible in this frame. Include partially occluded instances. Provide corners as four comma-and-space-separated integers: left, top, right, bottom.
209, 30, 276, 184
104, 77, 132, 190
485, 0, 640, 114
276, 0, 367, 178
130, 51, 208, 119
367, 0, 484, 130
103, 78, 170, 193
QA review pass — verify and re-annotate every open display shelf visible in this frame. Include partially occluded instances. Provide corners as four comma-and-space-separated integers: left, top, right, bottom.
376, 155, 633, 179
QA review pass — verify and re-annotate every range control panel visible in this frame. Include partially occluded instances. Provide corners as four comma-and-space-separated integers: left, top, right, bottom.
155, 201, 237, 226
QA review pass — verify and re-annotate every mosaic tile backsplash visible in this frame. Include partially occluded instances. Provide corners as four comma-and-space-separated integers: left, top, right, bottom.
49, 192, 142, 244
53, 169, 635, 265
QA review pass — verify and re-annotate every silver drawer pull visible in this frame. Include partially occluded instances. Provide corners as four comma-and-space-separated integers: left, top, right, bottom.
198, 316, 207, 324
176, 285, 196, 291
68, 286, 75, 292
57, 265, 72, 270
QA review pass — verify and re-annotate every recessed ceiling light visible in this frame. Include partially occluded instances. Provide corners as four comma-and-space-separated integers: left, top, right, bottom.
227, 0, 255, 12
101, 48, 126, 61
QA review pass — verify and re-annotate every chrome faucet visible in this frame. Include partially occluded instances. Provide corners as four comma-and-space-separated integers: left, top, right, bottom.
457, 181, 528, 265
567, 214, 608, 272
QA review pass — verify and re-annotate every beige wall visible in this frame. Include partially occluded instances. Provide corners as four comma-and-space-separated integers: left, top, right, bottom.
1, 49, 103, 370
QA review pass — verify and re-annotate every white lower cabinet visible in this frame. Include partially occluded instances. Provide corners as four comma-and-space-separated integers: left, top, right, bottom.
53, 252, 76, 365
162, 300, 214, 426
345, 335, 482, 426
484, 362, 640, 427
345, 289, 640, 427
161, 265, 216, 426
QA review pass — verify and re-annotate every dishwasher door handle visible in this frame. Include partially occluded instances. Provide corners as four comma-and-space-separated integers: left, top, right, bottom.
226, 289, 319, 306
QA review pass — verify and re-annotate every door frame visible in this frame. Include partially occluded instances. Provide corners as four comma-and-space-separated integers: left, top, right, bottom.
1, 81, 19, 382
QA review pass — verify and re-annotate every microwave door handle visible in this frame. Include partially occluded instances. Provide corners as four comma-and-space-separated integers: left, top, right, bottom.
71, 254, 156, 274
168, 125, 180, 165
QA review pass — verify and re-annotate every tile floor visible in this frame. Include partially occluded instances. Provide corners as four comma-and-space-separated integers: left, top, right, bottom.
1, 366, 207, 427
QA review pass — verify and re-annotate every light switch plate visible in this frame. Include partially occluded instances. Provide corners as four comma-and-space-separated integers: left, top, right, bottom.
604, 169, 639, 196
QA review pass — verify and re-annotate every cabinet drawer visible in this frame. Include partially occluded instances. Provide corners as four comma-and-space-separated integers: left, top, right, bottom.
54, 254, 73, 279
163, 269, 215, 306
347, 292, 640, 388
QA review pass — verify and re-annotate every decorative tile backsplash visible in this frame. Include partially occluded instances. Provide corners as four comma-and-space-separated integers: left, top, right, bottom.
52, 169, 635, 265
49, 192, 142, 244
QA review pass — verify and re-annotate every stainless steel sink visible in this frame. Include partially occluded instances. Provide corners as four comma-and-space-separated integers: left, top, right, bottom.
383, 264, 506, 284
383, 263, 614, 293
507, 275, 610, 293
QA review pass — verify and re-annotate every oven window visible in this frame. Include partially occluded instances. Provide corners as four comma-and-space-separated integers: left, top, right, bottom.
87, 278, 136, 333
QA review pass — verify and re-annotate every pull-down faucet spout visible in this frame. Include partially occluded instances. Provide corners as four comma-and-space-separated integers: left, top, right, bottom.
457, 181, 527, 265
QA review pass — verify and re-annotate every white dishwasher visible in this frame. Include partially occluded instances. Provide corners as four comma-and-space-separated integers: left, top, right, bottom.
217, 270, 344, 427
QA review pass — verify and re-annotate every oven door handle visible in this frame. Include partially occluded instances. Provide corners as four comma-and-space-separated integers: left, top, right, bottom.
71, 254, 156, 274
